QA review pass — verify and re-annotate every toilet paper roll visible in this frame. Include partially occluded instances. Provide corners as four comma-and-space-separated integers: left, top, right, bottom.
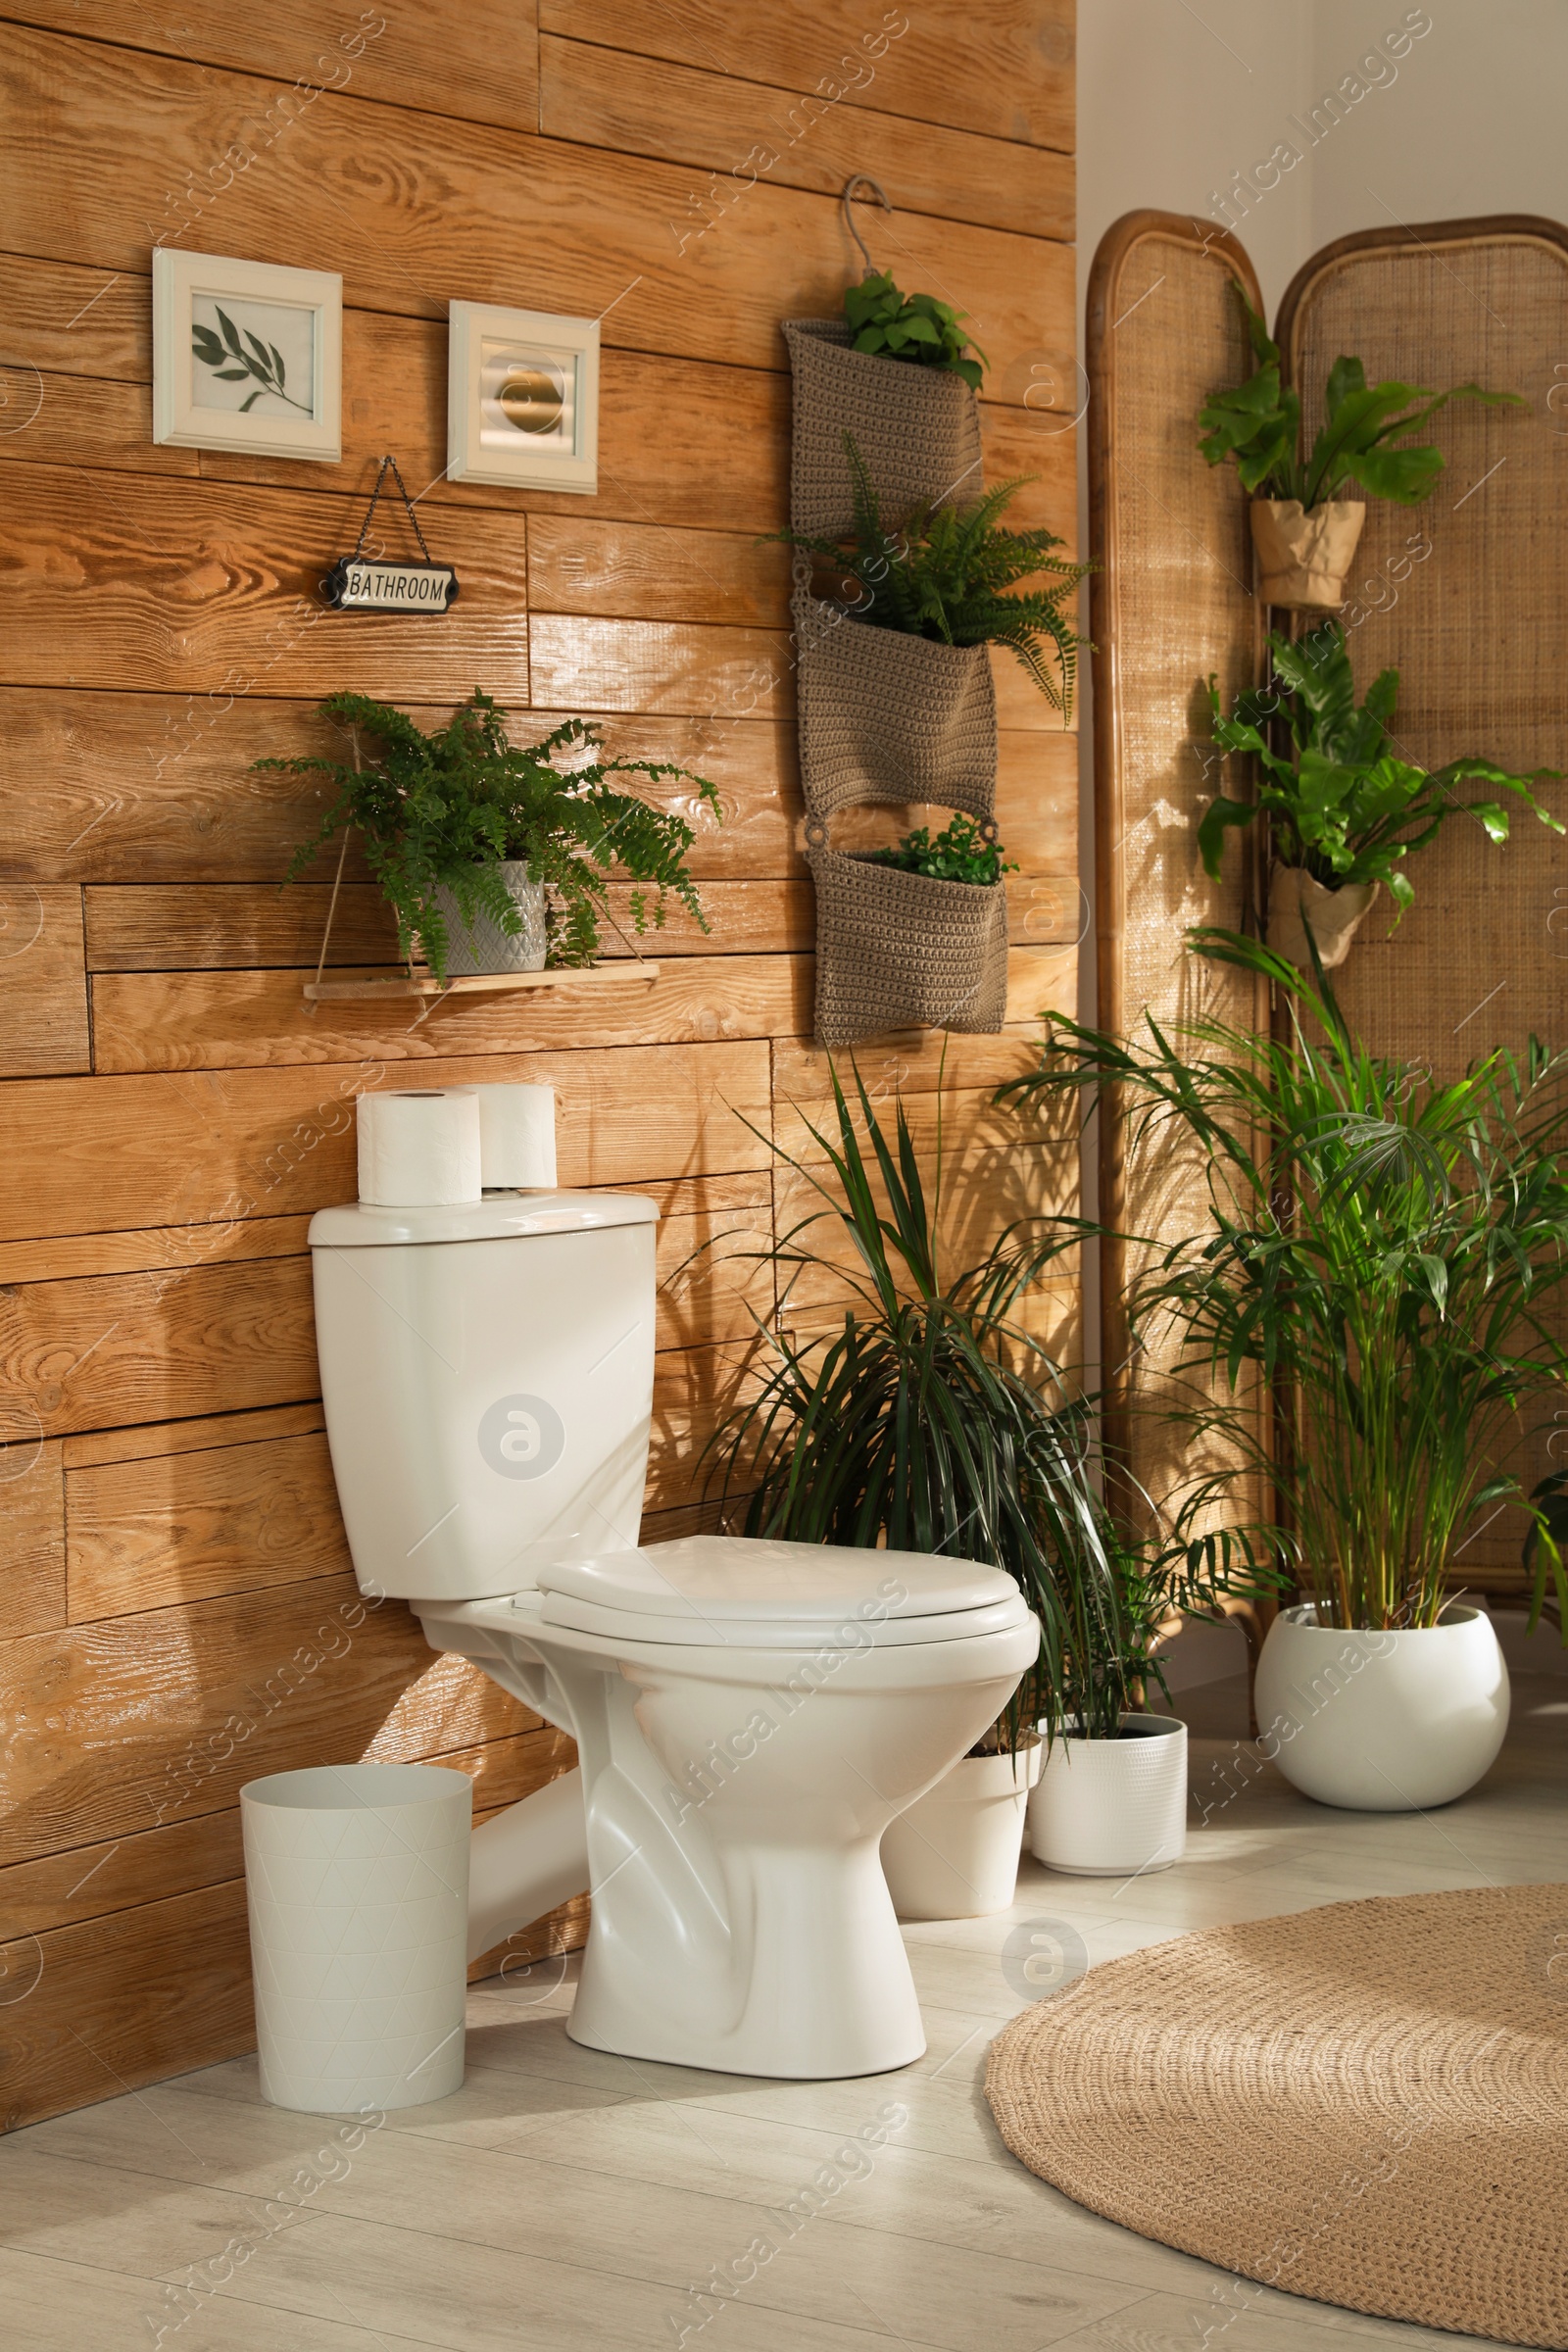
357, 1088, 481, 1206
474, 1083, 558, 1190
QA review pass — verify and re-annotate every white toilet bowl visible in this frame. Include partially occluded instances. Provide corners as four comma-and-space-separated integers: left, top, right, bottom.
423, 1537, 1037, 2077
309, 1192, 1039, 2081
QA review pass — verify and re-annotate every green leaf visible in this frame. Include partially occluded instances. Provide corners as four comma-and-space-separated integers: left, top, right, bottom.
1197, 796, 1257, 880
1345, 444, 1445, 503
1324, 353, 1367, 418
215, 306, 244, 358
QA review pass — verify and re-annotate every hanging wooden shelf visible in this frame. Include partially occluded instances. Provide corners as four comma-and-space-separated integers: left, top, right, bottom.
303, 962, 661, 1004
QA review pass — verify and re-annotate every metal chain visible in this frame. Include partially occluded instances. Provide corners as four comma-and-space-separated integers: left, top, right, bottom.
348, 455, 436, 565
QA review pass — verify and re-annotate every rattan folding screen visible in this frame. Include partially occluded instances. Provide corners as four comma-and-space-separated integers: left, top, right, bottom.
1281, 216, 1568, 1590
1090, 209, 1568, 1596
1085, 212, 1267, 1527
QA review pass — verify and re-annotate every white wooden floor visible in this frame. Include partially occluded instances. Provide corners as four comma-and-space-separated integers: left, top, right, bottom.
5, 1643, 1566, 2352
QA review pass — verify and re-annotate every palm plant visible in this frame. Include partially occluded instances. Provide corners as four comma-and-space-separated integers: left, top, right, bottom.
704, 1061, 1264, 1741
1002, 941, 1568, 1632
769, 435, 1089, 717
268, 690, 720, 981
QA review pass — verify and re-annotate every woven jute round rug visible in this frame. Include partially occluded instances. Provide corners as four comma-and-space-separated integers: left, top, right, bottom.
986, 1886, 1568, 2348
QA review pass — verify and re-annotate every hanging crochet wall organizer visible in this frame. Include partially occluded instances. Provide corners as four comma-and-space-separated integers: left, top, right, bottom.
786, 178, 1009, 1051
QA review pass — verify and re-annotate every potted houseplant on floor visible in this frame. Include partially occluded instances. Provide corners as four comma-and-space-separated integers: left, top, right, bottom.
1025, 1513, 1269, 1878
703, 1057, 1104, 1918
264, 691, 720, 983
1200, 620, 1561, 969
1003, 943, 1568, 1810
704, 1059, 1264, 1910
1197, 292, 1520, 610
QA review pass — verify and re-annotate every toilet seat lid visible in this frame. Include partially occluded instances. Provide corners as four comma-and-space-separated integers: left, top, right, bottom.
533, 1536, 1027, 1648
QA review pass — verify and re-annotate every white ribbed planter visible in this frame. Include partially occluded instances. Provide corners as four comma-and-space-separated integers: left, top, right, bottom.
1253, 1603, 1509, 1811
242, 1763, 472, 2114
881, 1740, 1042, 1920
1027, 1714, 1187, 1877
430, 860, 547, 975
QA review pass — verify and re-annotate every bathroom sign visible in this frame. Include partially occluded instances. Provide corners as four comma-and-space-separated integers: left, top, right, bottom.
321, 557, 459, 613
320, 454, 459, 615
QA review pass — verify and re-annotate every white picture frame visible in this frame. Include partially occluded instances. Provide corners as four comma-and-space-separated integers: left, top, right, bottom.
152, 250, 342, 463
447, 301, 599, 494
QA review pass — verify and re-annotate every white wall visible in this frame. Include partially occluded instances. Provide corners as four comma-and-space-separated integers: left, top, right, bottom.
1309, 1, 1568, 257
1077, 0, 1568, 362
1076, 0, 1311, 322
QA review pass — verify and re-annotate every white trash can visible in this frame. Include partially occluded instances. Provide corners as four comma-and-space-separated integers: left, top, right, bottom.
242, 1763, 472, 2114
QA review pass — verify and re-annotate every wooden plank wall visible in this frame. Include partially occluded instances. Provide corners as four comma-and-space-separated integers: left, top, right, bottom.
0, 0, 1078, 2130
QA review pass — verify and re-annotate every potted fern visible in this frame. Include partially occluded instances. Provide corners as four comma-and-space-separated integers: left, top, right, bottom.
1198, 293, 1519, 611
265, 691, 719, 982
778, 435, 1088, 753
1200, 621, 1561, 968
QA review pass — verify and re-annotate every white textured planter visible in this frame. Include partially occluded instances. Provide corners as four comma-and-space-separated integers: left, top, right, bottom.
242, 1763, 472, 2114
1027, 1714, 1188, 1877
880, 1740, 1041, 1920
1254, 1603, 1509, 1812
1268, 870, 1379, 971
430, 859, 547, 975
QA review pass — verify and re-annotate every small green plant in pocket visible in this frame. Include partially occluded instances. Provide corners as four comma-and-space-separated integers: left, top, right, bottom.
862, 814, 1015, 887
843, 268, 988, 390
1197, 291, 1519, 507
770, 436, 1091, 718
1200, 619, 1561, 917
264, 689, 719, 982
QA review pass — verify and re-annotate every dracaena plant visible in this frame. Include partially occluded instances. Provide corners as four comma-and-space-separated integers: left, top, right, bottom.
770, 435, 1090, 718
703, 1059, 1269, 1743
1200, 619, 1562, 916
843, 268, 988, 390
1001, 938, 1568, 1635
266, 690, 719, 982
1198, 290, 1520, 508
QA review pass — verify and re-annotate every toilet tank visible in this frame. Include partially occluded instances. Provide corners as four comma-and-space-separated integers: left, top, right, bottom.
308, 1193, 659, 1602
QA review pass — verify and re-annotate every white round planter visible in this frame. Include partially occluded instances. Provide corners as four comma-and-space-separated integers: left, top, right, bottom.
880, 1740, 1041, 1920
242, 1762, 472, 2114
1254, 1603, 1509, 1811
1027, 1714, 1188, 1877
431, 859, 547, 975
